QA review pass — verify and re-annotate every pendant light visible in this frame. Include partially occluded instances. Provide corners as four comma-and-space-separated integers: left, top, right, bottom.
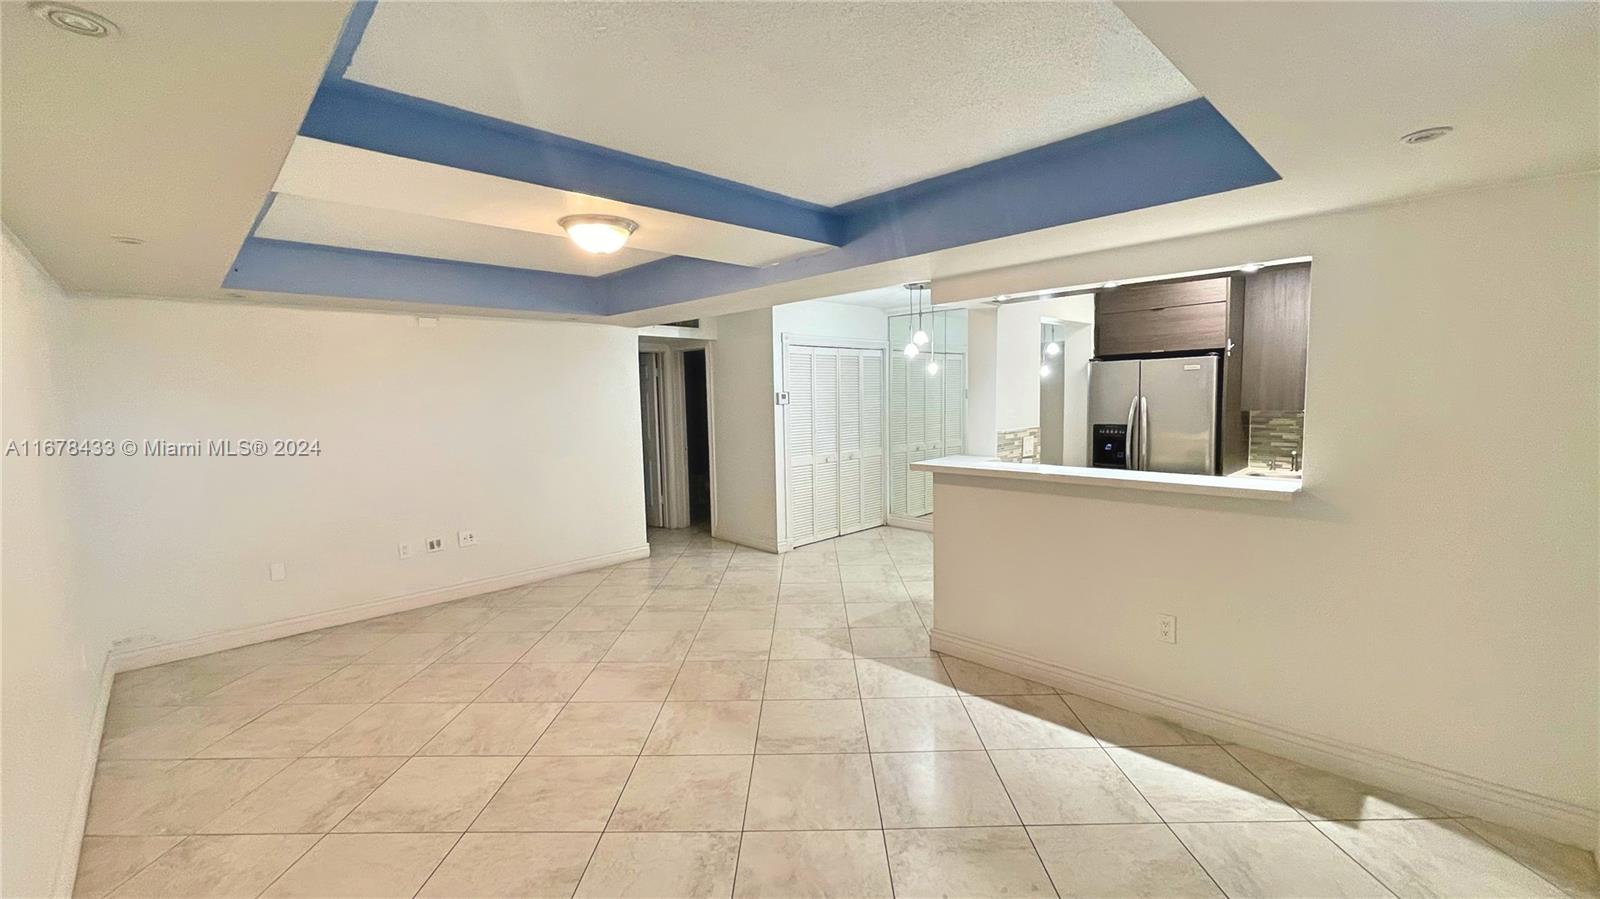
901, 283, 920, 358
912, 283, 930, 347
925, 297, 940, 376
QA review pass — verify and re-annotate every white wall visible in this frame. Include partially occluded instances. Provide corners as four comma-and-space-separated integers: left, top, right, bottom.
930, 174, 1599, 846
1, 228, 650, 895
964, 308, 999, 457
993, 294, 1094, 432
1, 231, 106, 898
709, 306, 778, 550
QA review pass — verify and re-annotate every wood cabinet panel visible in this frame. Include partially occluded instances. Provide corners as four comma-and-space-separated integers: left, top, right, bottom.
1096, 277, 1231, 316
1096, 302, 1228, 356
1241, 263, 1311, 411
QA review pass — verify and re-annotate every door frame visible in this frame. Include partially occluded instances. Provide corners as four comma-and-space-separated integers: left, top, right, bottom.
778, 333, 889, 551
640, 339, 718, 533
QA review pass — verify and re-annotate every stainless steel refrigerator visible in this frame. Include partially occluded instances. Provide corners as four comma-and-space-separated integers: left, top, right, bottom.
1088, 354, 1219, 474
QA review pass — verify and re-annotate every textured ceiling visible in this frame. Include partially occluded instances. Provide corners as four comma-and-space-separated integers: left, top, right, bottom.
345, 1, 1199, 205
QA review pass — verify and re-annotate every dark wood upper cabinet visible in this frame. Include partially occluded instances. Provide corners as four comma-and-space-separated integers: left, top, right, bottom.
1095, 276, 1239, 356
1240, 263, 1312, 411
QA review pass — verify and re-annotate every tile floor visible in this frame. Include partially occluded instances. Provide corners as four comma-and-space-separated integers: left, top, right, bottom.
77, 526, 1597, 898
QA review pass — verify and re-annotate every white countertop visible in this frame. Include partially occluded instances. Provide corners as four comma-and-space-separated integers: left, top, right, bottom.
911, 455, 1302, 501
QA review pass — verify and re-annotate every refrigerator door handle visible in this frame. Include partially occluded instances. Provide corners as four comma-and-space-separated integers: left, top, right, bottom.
1139, 395, 1150, 471
1125, 396, 1139, 470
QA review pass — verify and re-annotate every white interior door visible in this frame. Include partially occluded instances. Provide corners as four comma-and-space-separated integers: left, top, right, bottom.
639, 353, 667, 528
785, 343, 887, 547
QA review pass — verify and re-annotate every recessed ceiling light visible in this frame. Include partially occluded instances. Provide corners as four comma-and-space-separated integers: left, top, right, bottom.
1239, 262, 1262, 274
559, 215, 637, 254
1400, 126, 1453, 145
109, 235, 144, 245
29, 2, 118, 37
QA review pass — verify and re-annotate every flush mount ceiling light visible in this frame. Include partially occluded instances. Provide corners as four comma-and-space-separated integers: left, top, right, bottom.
558, 215, 637, 255
1401, 126, 1454, 145
29, 2, 118, 37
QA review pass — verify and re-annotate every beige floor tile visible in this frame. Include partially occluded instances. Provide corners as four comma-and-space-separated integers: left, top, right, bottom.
531, 701, 661, 755
1225, 744, 1447, 821
584, 585, 655, 606
625, 610, 706, 632
286, 664, 424, 704
200, 757, 404, 834
478, 662, 594, 702
85, 759, 290, 835
643, 701, 761, 755
259, 833, 458, 898
479, 607, 570, 632
854, 657, 955, 698
744, 754, 881, 830
198, 664, 343, 706
472, 755, 635, 831
883, 827, 1055, 899
307, 702, 464, 756
1171, 822, 1390, 897
110, 661, 262, 707
778, 584, 844, 604
757, 700, 868, 753
106, 835, 316, 899
763, 659, 859, 699
688, 628, 773, 660
522, 631, 619, 662
99, 706, 266, 760
555, 605, 642, 632
669, 660, 767, 700
608, 756, 752, 831
100, 706, 183, 744
337, 755, 517, 832
773, 604, 848, 629
962, 693, 1099, 749
1107, 746, 1299, 822
545, 569, 611, 588
352, 632, 464, 665
575, 832, 740, 898
734, 830, 893, 899
701, 607, 776, 629
661, 570, 725, 589
1063, 693, 1216, 748
572, 662, 680, 701
845, 602, 923, 627
1029, 824, 1223, 897
769, 628, 854, 660
991, 748, 1160, 824
838, 563, 901, 583
527, 585, 595, 606
644, 587, 716, 611
72, 836, 183, 899
779, 568, 841, 587
1313, 818, 1568, 897
939, 657, 1053, 695
841, 582, 911, 603
902, 580, 934, 602
848, 627, 931, 659
418, 833, 599, 898
419, 702, 562, 755
862, 697, 983, 751
415, 604, 500, 632
437, 632, 543, 664
1460, 817, 1600, 898
196, 703, 367, 758
871, 751, 1021, 828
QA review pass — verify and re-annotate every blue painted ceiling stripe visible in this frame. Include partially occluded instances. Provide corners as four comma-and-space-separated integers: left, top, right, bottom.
300, 80, 845, 248
323, 1, 377, 83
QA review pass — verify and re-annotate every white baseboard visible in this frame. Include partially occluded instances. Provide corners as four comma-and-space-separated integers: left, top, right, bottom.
888, 514, 934, 533
53, 661, 116, 898
108, 544, 650, 673
931, 628, 1596, 849
711, 527, 780, 554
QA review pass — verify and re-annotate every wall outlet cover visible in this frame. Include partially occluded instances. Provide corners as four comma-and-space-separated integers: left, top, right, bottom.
269, 561, 287, 582
457, 530, 477, 547
426, 537, 445, 553
398, 543, 413, 560
1158, 613, 1177, 644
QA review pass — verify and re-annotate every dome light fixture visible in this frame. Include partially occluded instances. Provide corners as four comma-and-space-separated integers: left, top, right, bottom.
903, 342, 920, 359
30, 2, 118, 37
1040, 364, 1053, 379
558, 215, 637, 255
925, 358, 939, 376
1045, 342, 1061, 357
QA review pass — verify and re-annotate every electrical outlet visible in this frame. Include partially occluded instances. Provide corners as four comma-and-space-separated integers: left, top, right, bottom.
457, 529, 477, 548
426, 537, 445, 553
398, 543, 413, 560
1157, 613, 1177, 644
269, 561, 286, 582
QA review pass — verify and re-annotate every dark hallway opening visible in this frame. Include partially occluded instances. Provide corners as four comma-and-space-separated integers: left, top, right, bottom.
683, 349, 711, 525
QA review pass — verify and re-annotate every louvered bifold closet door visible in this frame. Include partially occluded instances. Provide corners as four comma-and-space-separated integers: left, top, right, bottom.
888, 353, 909, 517
907, 355, 929, 515
784, 346, 818, 544
836, 351, 865, 534
859, 350, 886, 528
810, 348, 842, 541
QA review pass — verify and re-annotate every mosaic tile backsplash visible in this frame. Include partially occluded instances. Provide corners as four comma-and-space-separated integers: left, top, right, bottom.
1248, 411, 1305, 470
997, 427, 1041, 463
